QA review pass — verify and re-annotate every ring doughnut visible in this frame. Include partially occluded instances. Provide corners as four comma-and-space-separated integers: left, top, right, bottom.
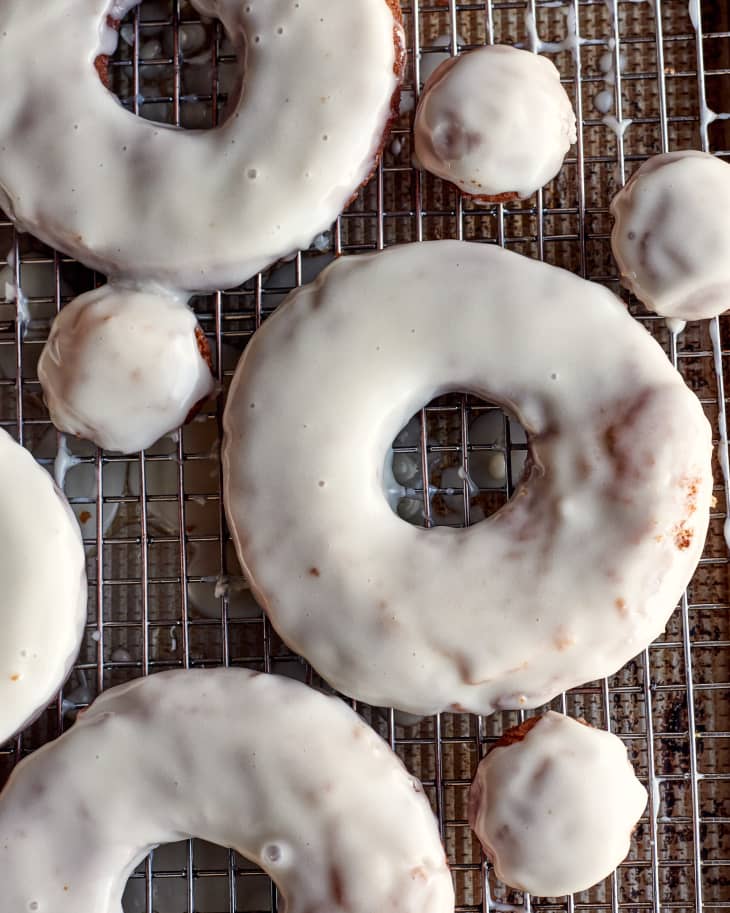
0, 668, 454, 913
0, 428, 86, 743
0, 0, 404, 452
223, 241, 712, 715
0, 0, 403, 290
610, 150, 730, 320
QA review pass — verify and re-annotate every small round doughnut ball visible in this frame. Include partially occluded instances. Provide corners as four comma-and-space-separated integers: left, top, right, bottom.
468, 712, 648, 896
610, 151, 730, 320
414, 45, 577, 200
38, 285, 215, 453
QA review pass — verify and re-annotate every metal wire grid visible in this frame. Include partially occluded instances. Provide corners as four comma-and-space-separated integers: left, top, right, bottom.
0, 1, 729, 911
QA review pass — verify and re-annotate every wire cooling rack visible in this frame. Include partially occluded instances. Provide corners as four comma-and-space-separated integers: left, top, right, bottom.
1, 1, 729, 911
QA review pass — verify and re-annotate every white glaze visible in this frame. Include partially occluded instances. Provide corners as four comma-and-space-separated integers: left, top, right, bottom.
414, 46, 576, 199
666, 317, 686, 336
708, 318, 730, 550
38, 286, 215, 453
0, 428, 87, 744
525, 6, 584, 57
0, 0, 402, 290
48, 433, 128, 541
469, 713, 647, 896
602, 114, 632, 138
610, 151, 730, 319
222, 241, 713, 715
3, 0, 402, 453
0, 669, 454, 913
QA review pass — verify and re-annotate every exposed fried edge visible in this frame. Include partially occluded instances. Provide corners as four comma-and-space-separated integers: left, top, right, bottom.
342, 0, 407, 211
94, 15, 121, 90
184, 325, 215, 425
491, 714, 590, 751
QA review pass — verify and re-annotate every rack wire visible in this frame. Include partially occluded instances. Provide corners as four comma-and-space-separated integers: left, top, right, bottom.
0, 1, 728, 912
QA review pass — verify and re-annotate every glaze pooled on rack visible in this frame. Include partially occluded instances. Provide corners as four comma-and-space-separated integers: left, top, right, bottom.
610, 150, 730, 320
0, 429, 86, 744
0, 0, 404, 453
223, 241, 712, 715
0, 668, 454, 913
414, 45, 576, 200
469, 712, 648, 896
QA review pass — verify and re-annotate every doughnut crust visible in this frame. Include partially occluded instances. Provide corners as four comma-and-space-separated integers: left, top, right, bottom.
223, 241, 712, 715
0, 669, 454, 913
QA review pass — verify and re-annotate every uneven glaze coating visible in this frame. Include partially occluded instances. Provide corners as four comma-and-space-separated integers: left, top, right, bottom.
5, 0, 402, 452
610, 151, 730, 320
0, 429, 86, 743
468, 712, 648, 895
223, 241, 712, 715
0, 0, 403, 289
414, 46, 576, 199
38, 286, 215, 453
0, 669, 454, 913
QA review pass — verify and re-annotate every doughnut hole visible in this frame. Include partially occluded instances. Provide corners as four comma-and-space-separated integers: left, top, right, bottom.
37, 285, 216, 454
121, 838, 272, 912
389, 393, 528, 528
100, 1, 244, 129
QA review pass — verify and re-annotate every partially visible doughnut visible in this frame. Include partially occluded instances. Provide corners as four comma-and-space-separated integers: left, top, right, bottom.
223, 240, 712, 715
0, 0, 404, 289
0, 0, 404, 452
38, 286, 215, 454
468, 712, 648, 896
414, 46, 576, 200
0, 428, 86, 743
610, 150, 730, 320
0, 668, 454, 913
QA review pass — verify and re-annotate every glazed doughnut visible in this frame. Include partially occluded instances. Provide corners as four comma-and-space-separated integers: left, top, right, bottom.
610, 150, 730, 320
223, 241, 712, 715
0, 0, 404, 452
468, 712, 648, 895
38, 286, 216, 453
0, 668, 454, 913
0, 428, 86, 744
0, 0, 403, 288
414, 46, 576, 200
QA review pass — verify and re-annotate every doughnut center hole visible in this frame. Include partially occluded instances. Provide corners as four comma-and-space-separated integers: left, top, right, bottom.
122, 838, 274, 912
389, 393, 528, 528
100, 0, 245, 129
